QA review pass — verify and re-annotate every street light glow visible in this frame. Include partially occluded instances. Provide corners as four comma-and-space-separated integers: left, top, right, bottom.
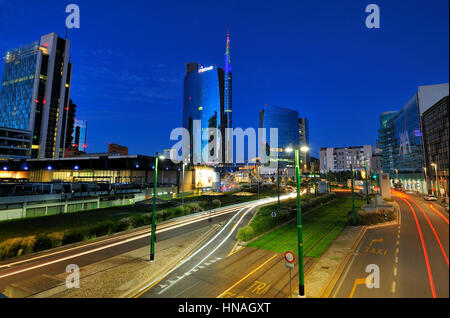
300, 146, 310, 152
285, 147, 294, 153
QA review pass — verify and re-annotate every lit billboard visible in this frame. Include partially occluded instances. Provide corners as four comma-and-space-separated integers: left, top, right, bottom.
195, 168, 213, 188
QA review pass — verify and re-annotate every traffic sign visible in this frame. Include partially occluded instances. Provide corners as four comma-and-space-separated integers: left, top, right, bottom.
284, 251, 295, 263
271, 211, 277, 218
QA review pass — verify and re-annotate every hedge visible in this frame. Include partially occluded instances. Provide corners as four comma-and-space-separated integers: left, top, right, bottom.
0, 202, 204, 261
238, 192, 337, 242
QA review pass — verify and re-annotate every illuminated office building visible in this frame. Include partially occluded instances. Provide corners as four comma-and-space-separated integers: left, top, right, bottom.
259, 105, 301, 168
0, 32, 72, 159
182, 31, 232, 164
377, 83, 449, 193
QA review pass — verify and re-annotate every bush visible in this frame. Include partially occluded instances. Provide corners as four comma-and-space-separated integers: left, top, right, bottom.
212, 199, 221, 208
356, 210, 396, 225
62, 227, 90, 245
237, 226, 254, 241
34, 234, 53, 252
117, 217, 135, 231
93, 220, 117, 236
0, 236, 36, 260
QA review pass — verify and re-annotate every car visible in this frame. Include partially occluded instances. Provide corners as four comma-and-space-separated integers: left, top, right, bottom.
424, 195, 438, 201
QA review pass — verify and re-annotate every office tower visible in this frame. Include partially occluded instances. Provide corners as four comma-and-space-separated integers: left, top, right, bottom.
298, 117, 310, 168
377, 83, 448, 193
0, 32, 72, 158
259, 105, 300, 168
64, 99, 76, 150
183, 64, 225, 164
72, 119, 87, 152
223, 29, 232, 159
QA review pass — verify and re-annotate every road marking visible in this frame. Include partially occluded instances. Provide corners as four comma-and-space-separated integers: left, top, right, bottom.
429, 204, 449, 224
217, 254, 278, 298
393, 267, 397, 276
349, 278, 366, 298
157, 206, 256, 295
391, 281, 396, 293
395, 256, 398, 264
397, 196, 436, 298
204, 262, 211, 266
159, 284, 167, 289
395, 247, 399, 255
408, 198, 449, 267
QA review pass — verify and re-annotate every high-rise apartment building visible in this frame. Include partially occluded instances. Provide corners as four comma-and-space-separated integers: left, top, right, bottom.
0, 33, 72, 159
319, 145, 374, 172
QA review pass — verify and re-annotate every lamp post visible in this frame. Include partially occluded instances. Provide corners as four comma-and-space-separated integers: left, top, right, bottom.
277, 164, 281, 214
431, 163, 440, 198
423, 167, 428, 195
351, 164, 356, 225
150, 153, 165, 261
182, 160, 186, 206
364, 160, 369, 204
286, 146, 309, 297
394, 169, 399, 183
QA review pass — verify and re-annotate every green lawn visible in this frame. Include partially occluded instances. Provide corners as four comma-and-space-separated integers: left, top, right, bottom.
248, 196, 365, 258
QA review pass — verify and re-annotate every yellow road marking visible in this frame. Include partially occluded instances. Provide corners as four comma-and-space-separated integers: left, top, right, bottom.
227, 241, 245, 257
349, 278, 366, 298
217, 254, 278, 298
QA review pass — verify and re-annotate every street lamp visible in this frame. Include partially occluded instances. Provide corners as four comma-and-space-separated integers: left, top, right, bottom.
423, 167, 428, 195
431, 163, 440, 198
350, 164, 356, 225
286, 146, 308, 297
364, 160, 369, 204
150, 153, 165, 261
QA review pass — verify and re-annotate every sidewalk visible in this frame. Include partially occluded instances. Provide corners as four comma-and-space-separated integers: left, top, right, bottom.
7, 223, 221, 298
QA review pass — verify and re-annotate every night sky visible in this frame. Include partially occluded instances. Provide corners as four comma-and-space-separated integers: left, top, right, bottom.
0, 0, 448, 158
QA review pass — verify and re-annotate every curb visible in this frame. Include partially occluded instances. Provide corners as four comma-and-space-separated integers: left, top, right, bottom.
318, 225, 367, 298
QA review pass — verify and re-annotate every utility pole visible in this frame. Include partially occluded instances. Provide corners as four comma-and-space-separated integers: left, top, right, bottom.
150, 152, 160, 261
294, 149, 305, 297
351, 164, 355, 225
364, 160, 369, 204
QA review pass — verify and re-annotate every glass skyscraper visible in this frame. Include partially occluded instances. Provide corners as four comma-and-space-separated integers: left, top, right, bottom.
0, 33, 72, 158
259, 105, 301, 168
182, 31, 232, 164
377, 83, 449, 193
183, 64, 225, 164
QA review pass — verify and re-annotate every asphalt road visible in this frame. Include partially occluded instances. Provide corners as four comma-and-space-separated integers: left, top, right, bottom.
0, 194, 296, 295
0, 202, 257, 292
331, 191, 449, 298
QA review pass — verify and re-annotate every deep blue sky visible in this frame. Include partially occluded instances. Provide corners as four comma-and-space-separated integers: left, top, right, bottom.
0, 0, 448, 158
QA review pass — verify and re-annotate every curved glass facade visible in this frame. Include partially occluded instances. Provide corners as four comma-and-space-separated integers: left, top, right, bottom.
259, 105, 300, 167
391, 94, 424, 173
183, 65, 224, 163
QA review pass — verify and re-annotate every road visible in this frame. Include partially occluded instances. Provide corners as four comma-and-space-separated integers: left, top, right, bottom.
0, 194, 295, 295
331, 190, 449, 298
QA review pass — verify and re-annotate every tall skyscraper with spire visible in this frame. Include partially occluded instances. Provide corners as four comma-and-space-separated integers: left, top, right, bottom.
224, 29, 232, 129
223, 29, 233, 163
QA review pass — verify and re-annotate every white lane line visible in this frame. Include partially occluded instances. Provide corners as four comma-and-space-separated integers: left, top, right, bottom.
393, 267, 397, 276
395, 256, 398, 264
157, 205, 255, 295
395, 247, 399, 255
391, 281, 396, 293
0, 205, 252, 275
